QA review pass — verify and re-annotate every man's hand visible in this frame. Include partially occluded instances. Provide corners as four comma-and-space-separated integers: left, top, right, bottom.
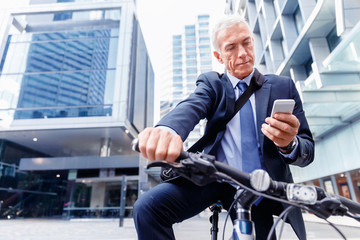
261, 113, 300, 149
137, 127, 183, 162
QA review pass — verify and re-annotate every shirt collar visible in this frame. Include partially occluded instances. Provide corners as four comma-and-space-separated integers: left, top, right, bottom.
226, 68, 255, 89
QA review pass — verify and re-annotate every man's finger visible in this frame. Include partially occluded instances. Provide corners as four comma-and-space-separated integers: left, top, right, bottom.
165, 134, 183, 162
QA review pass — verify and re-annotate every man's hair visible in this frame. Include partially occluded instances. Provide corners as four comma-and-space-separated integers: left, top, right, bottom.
211, 14, 252, 52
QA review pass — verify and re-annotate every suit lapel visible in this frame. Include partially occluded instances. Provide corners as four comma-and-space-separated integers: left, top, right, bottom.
255, 78, 271, 153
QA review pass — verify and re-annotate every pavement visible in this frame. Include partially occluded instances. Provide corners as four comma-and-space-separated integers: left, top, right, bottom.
0, 212, 359, 240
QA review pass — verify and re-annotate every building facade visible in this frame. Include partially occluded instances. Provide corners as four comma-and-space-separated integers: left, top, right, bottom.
227, 0, 360, 202
0, 0, 154, 218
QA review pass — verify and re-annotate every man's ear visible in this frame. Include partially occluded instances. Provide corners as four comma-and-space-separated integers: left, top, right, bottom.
213, 51, 223, 64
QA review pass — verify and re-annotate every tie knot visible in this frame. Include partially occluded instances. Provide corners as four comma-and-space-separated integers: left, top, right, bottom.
237, 81, 247, 92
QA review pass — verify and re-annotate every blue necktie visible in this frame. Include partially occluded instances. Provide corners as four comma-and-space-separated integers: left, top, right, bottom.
237, 81, 262, 173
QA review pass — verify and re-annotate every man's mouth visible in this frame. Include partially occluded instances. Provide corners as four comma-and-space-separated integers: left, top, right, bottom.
237, 61, 250, 66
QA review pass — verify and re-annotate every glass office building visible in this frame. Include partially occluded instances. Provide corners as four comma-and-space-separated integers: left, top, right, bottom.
227, 0, 360, 202
0, 0, 154, 218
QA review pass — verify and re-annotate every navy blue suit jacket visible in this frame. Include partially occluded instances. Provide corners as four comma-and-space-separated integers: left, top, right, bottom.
157, 70, 314, 239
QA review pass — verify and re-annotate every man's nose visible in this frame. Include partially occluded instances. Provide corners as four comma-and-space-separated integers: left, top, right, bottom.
237, 45, 246, 57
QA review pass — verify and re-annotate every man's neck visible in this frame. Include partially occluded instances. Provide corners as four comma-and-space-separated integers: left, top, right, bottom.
226, 68, 255, 87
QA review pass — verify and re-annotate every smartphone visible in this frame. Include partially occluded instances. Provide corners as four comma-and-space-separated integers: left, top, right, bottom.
271, 99, 295, 117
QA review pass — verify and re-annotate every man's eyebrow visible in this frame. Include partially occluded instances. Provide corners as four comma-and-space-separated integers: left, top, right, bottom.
224, 42, 235, 48
244, 36, 252, 42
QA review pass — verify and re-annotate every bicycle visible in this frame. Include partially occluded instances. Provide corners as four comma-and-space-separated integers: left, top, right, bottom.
132, 140, 360, 240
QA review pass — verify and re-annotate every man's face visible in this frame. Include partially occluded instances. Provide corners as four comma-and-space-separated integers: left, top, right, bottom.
214, 23, 255, 79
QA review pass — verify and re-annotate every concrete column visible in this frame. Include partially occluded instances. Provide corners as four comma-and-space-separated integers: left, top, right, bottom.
331, 175, 340, 195
100, 138, 111, 157
345, 172, 357, 201
318, 178, 325, 191
90, 182, 106, 208
308, 38, 330, 73
65, 170, 77, 219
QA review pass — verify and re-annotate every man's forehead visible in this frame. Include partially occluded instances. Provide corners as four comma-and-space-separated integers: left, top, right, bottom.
218, 23, 251, 38
220, 31, 251, 45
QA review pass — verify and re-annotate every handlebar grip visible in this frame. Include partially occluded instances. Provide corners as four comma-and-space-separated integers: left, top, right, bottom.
131, 138, 189, 162
338, 195, 360, 214
314, 186, 360, 214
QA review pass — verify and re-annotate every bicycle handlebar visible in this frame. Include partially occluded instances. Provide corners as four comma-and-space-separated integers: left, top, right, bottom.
131, 139, 360, 218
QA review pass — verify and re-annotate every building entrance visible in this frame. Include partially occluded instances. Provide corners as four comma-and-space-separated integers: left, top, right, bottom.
63, 175, 138, 219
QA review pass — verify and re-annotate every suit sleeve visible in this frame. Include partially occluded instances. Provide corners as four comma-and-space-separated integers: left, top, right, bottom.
156, 73, 217, 141
282, 79, 314, 168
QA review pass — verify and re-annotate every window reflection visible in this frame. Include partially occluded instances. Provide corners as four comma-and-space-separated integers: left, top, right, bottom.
0, 27, 118, 120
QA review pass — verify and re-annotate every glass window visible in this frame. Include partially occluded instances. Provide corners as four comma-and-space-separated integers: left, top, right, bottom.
327, 26, 342, 52
200, 52, 211, 57
186, 69, 197, 74
199, 37, 210, 43
201, 61, 212, 66
173, 62, 182, 68
323, 178, 335, 194
335, 173, 351, 199
173, 55, 182, 61
1, 28, 118, 119
198, 15, 209, 20
199, 22, 209, 28
173, 77, 182, 83
198, 29, 208, 35
186, 40, 196, 45
186, 46, 196, 52
186, 54, 196, 60
304, 57, 313, 77
199, 45, 211, 52
349, 169, 360, 202
173, 48, 182, 54
173, 69, 182, 75
185, 33, 196, 38
186, 61, 197, 67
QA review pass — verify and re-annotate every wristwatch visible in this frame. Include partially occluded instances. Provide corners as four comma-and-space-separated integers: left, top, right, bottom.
279, 137, 298, 152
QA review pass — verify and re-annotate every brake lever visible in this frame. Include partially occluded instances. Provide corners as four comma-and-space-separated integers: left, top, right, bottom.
308, 196, 348, 219
147, 160, 180, 169
146, 152, 220, 186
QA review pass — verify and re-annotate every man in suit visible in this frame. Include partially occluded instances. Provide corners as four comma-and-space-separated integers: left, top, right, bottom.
133, 15, 314, 240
